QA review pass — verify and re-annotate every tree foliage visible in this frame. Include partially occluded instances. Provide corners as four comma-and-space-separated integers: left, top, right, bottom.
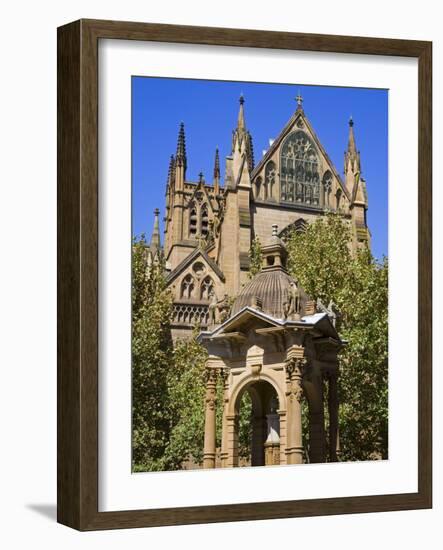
132, 235, 173, 472
286, 213, 388, 461
164, 330, 208, 469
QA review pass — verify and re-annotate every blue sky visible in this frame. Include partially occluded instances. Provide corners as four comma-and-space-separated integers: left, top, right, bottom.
132, 78, 388, 259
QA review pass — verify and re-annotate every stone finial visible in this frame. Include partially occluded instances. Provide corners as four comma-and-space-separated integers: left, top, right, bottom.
272, 224, 278, 237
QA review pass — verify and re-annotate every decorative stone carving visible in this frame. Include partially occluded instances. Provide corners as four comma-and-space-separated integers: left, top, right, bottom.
217, 293, 231, 323
316, 297, 341, 328
283, 280, 301, 320
208, 290, 218, 325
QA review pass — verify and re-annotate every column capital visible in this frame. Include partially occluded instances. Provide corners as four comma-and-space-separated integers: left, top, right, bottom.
285, 355, 308, 379
219, 366, 230, 386
203, 365, 218, 386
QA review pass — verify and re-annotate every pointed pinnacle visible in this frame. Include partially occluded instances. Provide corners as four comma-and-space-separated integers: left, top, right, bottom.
150, 208, 161, 252
237, 94, 246, 129
347, 117, 357, 155
167, 154, 175, 182
213, 147, 220, 179
176, 122, 187, 170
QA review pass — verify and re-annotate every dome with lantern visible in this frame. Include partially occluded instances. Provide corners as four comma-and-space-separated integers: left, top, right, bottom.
231, 224, 315, 320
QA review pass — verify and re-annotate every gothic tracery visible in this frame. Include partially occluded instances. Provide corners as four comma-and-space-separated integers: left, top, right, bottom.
280, 131, 320, 206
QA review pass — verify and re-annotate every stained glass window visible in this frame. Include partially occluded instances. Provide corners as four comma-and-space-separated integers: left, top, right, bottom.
280, 131, 320, 206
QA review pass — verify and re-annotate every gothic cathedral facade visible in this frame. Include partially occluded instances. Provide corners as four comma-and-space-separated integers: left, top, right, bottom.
147, 95, 370, 340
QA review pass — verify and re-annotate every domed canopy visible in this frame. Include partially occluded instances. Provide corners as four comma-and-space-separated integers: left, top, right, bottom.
232, 224, 313, 320
231, 268, 311, 320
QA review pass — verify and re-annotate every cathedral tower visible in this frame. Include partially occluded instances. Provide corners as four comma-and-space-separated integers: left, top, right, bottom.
157, 94, 371, 340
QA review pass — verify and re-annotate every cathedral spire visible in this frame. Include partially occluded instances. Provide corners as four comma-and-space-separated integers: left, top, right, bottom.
175, 122, 187, 172
150, 208, 161, 256
347, 116, 357, 156
213, 147, 220, 194
344, 116, 360, 175
231, 95, 254, 173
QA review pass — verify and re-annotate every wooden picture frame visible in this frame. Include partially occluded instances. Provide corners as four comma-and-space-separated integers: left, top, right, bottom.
57, 19, 432, 530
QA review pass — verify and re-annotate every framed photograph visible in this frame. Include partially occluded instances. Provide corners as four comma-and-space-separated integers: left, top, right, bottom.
57, 19, 432, 530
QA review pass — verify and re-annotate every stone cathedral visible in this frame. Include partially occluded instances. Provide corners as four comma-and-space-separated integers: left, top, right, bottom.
145, 93, 372, 467
147, 94, 370, 342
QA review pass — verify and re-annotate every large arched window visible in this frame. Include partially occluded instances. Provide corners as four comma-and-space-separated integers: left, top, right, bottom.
265, 161, 276, 200
181, 274, 195, 299
280, 131, 320, 206
322, 171, 333, 208
189, 202, 197, 237
200, 276, 214, 300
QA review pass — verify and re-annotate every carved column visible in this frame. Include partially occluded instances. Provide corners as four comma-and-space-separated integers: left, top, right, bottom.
328, 370, 341, 462
219, 367, 230, 467
285, 351, 306, 465
203, 363, 218, 468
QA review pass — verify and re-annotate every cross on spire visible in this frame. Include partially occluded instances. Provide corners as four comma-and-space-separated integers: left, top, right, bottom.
296, 91, 303, 110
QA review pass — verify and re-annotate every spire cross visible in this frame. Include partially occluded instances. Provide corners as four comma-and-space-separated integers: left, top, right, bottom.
296, 91, 303, 108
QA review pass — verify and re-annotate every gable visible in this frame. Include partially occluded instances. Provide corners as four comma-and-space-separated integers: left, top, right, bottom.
166, 247, 225, 286
186, 181, 217, 213
251, 109, 351, 205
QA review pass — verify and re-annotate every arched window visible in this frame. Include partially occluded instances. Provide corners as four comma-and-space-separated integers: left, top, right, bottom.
336, 188, 342, 211
280, 131, 320, 205
181, 274, 195, 299
322, 171, 333, 207
200, 276, 214, 300
189, 202, 197, 237
265, 161, 276, 200
200, 203, 209, 237
255, 177, 262, 200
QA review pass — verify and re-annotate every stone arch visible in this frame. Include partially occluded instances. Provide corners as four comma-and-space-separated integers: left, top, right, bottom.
322, 170, 333, 207
255, 176, 262, 200
180, 273, 195, 299
229, 376, 285, 467
200, 275, 214, 300
336, 187, 342, 211
265, 161, 276, 199
228, 372, 286, 418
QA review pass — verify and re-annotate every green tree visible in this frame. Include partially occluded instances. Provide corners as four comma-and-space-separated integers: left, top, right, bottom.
164, 330, 208, 469
132, 235, 174, 472
286, 213, 388, 461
